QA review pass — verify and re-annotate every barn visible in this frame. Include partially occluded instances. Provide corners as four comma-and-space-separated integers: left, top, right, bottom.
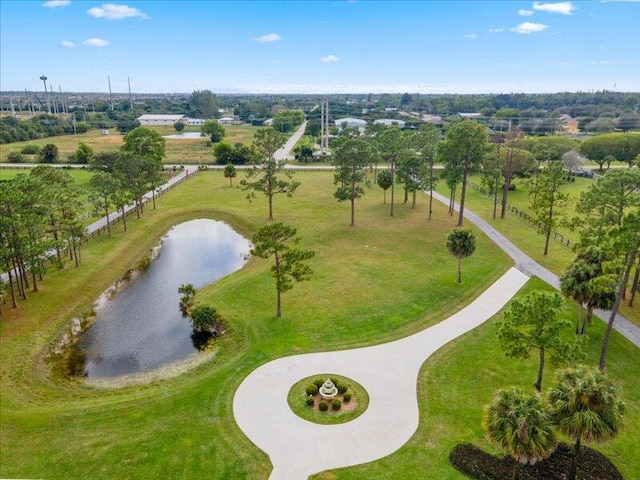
137, 114, 188, 126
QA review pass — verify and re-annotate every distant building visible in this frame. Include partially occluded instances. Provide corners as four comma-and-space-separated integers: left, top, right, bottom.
219, 117, 242, 125
374, 119, 406, 128
335, 117, 367, 131
263, 118, 274, 126
422, 114, 443, 124
558, 114, 579, 134
384, 107, 399, 112
185, 118, 205, 126
137, 114, 187, 126
458, 112, 482, 119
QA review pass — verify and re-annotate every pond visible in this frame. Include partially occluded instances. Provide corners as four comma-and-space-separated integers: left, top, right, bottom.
162, 132, 203, 139
79, 219, 251, 379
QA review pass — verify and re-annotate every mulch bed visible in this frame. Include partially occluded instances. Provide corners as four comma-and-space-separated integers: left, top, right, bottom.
449, 442, 623, 480
308, 393, 357, 413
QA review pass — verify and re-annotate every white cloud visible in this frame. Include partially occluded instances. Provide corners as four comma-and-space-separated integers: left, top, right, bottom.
60, 40, 75, 48
82, 38, 110, 47
42, 0, 70, 7
519, 9, 534, 15
254, 33, 281, 43
511, 22, 549, 34
533, 2, 577, 15
488, 27, 505, 33
87, 3, 149, 20
320, 54, 340, 63
465, 33, 478, 40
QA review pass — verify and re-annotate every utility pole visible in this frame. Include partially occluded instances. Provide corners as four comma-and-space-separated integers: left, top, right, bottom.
128, 77, 133, 109
320, 97, 325, 154
59, 86, 69, 115
324, 97, 329, 151
108, 75, 114, 111
39, 75, 50, 113
26, 89, 34, 115
50, 85, 57, 114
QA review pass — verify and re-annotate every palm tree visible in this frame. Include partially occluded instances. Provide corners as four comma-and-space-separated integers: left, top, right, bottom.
548, 366, 625, 480
560, 247, 616, 335
484, 387, 557, 480
189, 304, 225, 335
178, 283, 196, 315
560, 260, 594, 334
446, 228, 477, 284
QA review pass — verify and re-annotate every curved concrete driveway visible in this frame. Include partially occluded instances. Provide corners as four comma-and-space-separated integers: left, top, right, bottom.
233, 268, 528, 479
430, 191, 640, 347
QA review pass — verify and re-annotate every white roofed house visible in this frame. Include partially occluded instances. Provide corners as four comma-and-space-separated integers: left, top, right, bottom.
374, 119, 406, 128
137, 114, 188, 126
458, 113, 482, 119
335, 117, 367, 132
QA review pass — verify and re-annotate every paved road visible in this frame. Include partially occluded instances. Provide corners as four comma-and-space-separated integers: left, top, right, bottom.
0, 165, 198, 282
86, 165, 198, 235
234, 268, 529, 480
430, 190, 640, 347
274, 121, 307, 161
4, 162, 637, 346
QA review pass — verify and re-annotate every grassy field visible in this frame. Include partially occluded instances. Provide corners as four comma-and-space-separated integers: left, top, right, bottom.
0, 167, 174, 224
0, 167, 94, 188
0, 124, 260, 165
313, 278, 640, 479
0, 171, 638, 479
435, 174, 639, 325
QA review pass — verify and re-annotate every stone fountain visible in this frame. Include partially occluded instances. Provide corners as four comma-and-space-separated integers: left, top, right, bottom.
319, 378, 338, 399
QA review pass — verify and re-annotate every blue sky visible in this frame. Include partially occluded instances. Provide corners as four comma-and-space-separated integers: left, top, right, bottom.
1, 0, 639, 94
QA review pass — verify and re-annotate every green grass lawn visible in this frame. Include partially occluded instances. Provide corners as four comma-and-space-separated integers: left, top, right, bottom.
1, 171, 510, 479
0, 167, 94, 189
0, 124, 261, 165
1, 171, 637, 480
0, 167, 172, 224
435, 174, 639, 325
313, 278, 640, 479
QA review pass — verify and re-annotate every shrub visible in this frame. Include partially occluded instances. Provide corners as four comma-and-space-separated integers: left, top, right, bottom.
343, 392, 352, 403
306, 396, 315, 407
318, 400, 329, 412
21, 144, 40, 154
39, 143, 58, 163
7, 151, 24, 163
134, 255, 151, 271
305, 384, 318, 396
313, 378, 324, 389
337, 385, 348, 394
330, 377, 341, 389
74, 121, 90, 134
332, 399, 342, 411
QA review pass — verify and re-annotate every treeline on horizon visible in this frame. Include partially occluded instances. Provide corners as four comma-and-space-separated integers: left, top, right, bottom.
1, 90, 639, 145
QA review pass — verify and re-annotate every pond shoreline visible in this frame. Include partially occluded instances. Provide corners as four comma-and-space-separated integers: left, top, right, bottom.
48, 219, 250, 385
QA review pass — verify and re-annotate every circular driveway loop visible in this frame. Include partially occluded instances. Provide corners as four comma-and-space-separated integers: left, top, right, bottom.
233, 267, 529, 479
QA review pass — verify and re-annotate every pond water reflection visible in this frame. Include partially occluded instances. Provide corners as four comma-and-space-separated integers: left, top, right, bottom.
80, 219, 250, 379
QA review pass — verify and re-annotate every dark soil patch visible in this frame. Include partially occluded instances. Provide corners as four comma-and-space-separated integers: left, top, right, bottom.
449, 442, 623, 480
